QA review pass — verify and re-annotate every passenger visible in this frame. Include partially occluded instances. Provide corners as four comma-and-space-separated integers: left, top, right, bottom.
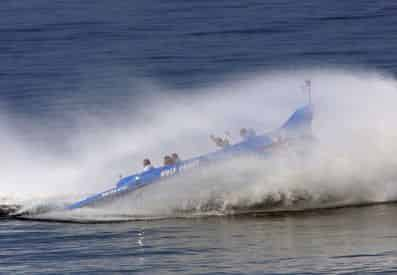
163, 155, 174, 166
239, 128, 248, 139
171, 153, 181, 164
143, 158, 154, 172
240, 128, 256, 140
210, 134, 230, 148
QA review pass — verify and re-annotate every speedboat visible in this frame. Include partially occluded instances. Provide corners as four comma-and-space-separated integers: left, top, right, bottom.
66, 103, 314, 210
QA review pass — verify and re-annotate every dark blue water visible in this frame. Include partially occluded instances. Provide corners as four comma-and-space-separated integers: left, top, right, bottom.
2, 0, 397, 114
2, 0, 397, 273
2, 206, 397, 274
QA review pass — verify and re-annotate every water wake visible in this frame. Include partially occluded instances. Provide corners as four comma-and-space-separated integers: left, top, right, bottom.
2, 68, 397, 222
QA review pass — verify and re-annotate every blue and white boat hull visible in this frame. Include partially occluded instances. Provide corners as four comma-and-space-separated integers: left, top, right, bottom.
66, 104, 314, 210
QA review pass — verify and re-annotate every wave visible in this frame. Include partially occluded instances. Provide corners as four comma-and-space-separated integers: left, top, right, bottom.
8, 146, 397, 222
1, 68, 397, 222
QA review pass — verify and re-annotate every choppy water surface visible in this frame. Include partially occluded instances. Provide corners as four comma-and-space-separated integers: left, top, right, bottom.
2, 205, 397, 274
2, 0, 397, 273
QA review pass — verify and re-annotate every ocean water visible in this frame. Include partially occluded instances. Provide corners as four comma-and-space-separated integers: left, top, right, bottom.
2, 0, 397, 273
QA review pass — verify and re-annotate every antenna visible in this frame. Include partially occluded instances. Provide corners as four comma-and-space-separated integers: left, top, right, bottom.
304, 79, 312, 105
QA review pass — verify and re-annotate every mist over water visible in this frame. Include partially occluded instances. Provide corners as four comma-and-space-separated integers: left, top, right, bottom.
2, 68, 397, 220
3, 1, 397, 273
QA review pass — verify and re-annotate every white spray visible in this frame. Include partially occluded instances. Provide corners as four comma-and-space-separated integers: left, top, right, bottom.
1, 68, 397, 219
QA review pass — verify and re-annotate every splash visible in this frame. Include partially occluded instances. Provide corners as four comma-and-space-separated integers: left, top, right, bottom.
1, 68, 397, 221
